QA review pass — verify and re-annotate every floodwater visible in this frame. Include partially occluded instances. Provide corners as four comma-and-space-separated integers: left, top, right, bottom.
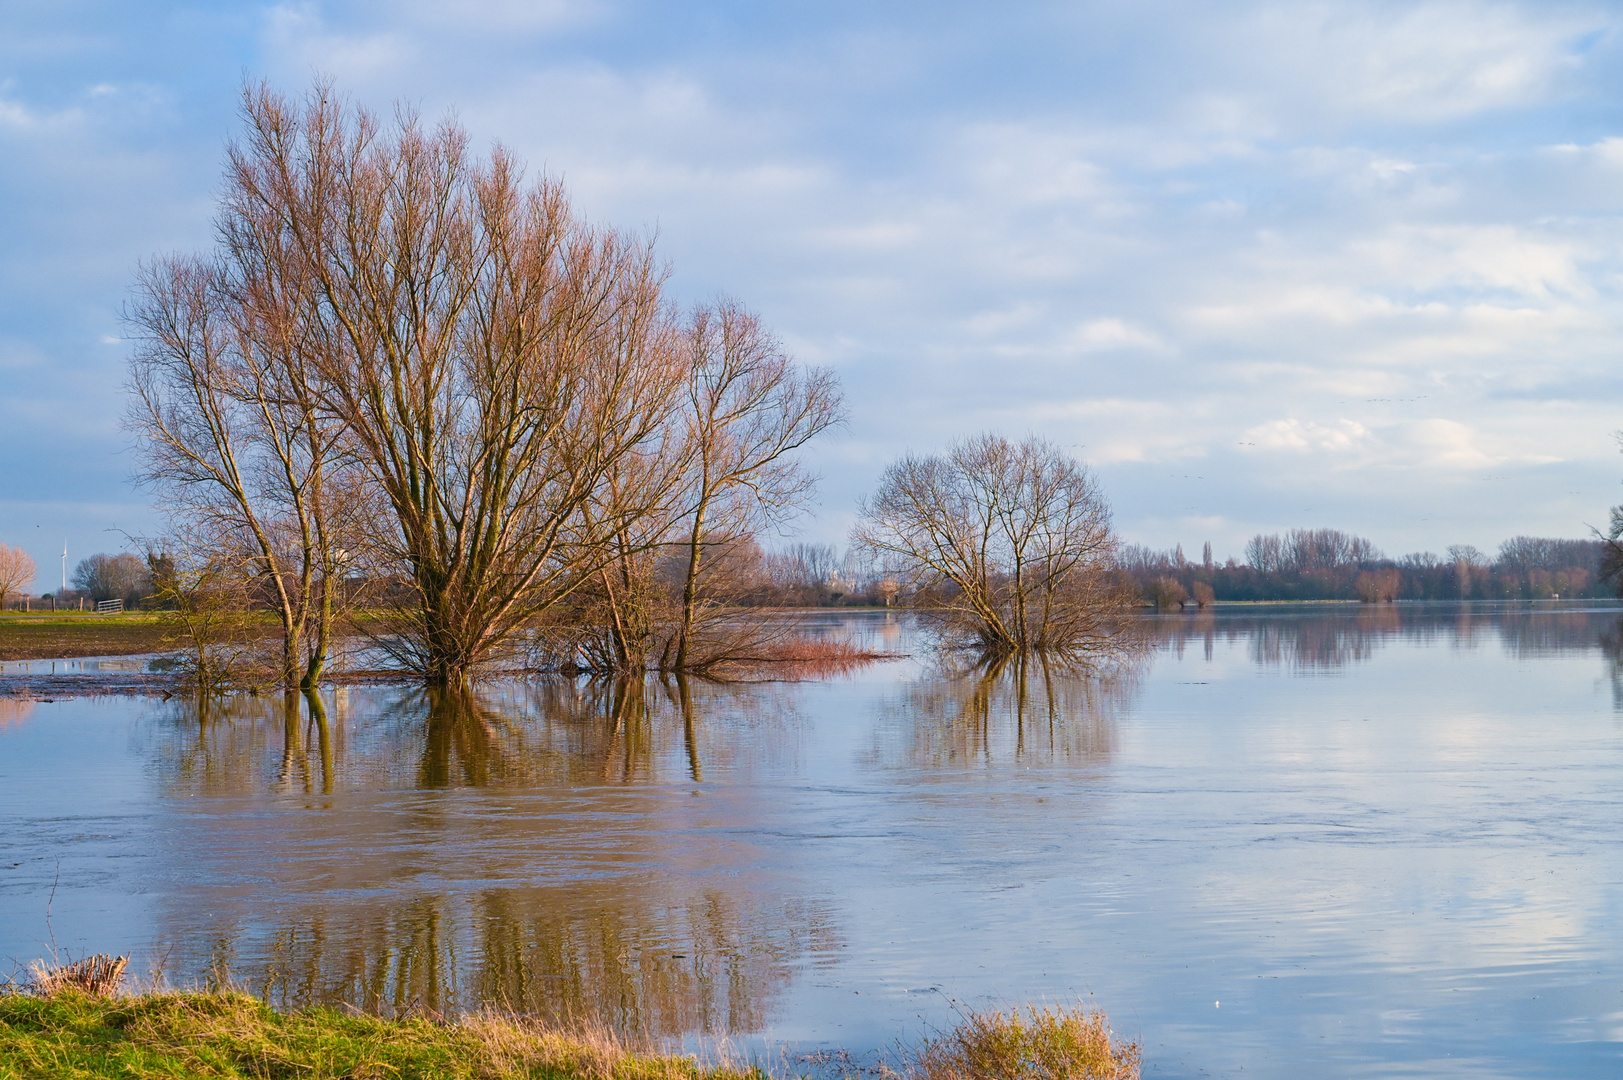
4, 603, 1623, 1078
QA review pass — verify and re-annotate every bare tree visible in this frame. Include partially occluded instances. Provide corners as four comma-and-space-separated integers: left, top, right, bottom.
144, 538, 258, 693
1150, 576, 1188, 609
1245, 529, 1379, 573
670, 300, 845, 670
127, 251, 353, 689
853, 433, 1132, 663
0, 544, 35, 609
133, 82, 843, 685
227, 84, 689, 684
70, 553, 152, 606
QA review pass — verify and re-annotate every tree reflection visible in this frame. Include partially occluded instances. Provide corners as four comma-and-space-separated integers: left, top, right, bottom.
148, 677, 805, 797
148, 692, 339, 798
1145, 602, 1623, 672
139, 676, 830, 1029
0, 698, 34, 730
872, 654, 1136, 768
220, 888, 837, 1033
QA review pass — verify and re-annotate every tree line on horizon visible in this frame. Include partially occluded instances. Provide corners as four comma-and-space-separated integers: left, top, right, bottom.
1120, 529, 1612, 606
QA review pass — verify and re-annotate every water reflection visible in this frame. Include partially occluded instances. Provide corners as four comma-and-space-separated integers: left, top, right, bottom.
139, 679, 833, 1029
18, 607, 1623, 1075
0, 698, 34, 730
147, 677, 807, 797
1149, 602, 1623, 671
218, 888, 835, 1033
871, 656, 1134, 768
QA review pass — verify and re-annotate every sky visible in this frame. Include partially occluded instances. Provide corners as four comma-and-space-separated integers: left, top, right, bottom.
7, 1, 1623, 589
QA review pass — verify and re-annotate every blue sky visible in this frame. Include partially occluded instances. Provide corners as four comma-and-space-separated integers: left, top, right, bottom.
7, 1, 1623, 588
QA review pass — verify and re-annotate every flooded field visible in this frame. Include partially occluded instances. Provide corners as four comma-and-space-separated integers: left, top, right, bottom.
4, 604, 1623, 1077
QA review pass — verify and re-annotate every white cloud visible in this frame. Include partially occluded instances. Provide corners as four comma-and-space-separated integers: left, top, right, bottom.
1066, 318, 1166, 352
1229, 1, 1599, 127
1404, 417, 1510, 469
263, 5, 417, 82
1353, 225, 1587, 298
1241, 418, 1374, 455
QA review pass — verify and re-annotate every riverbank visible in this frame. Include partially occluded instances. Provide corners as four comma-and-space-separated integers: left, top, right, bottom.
0, 988, 1140, 1080
0, 989, 762, 1080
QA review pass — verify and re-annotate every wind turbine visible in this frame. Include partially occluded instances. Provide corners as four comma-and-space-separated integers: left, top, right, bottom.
61, 541, 67, 592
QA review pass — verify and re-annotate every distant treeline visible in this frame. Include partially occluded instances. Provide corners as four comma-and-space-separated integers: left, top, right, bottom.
26, 532, 1609, 615
1120, 529, 1612, 605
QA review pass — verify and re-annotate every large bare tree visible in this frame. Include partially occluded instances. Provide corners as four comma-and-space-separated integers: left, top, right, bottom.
226, 84, 688, 684
852, 433, 1131, 663
129, 83, 843, 686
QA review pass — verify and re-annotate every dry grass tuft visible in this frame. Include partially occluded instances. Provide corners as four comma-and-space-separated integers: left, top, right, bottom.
717, 635, 900, 680
905, 1004, 1140, 1080
462, 1012, 748, 1080
29, 954, 129, 998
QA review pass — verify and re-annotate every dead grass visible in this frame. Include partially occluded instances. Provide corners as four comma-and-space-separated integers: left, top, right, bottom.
713, 635, 903, 680
27, 955, 129, 998
900, 1004, 1140, 1080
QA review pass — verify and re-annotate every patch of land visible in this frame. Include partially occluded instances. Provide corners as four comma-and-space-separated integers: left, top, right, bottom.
0, 613, 175, 662
0, 985, 1140, 1080
0, 989, 762, 1080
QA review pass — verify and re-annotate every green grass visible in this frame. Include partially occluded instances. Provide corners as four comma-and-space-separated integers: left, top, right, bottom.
0, 991, 767, 1080
0, 991, 1143, 1080
0, 611, 167, 624
907, 1004, 1140, 1080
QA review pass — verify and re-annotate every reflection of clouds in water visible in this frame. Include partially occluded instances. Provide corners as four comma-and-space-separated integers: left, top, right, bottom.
0, 698, 35, 729
1147, 603, 1623, 673
868, 657, 1138, 769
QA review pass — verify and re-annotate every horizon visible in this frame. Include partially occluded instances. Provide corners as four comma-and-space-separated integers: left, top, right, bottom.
9, 2, 1623, 589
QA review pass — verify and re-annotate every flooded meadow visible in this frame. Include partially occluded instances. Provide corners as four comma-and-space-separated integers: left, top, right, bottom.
4, 604, 1623, 1078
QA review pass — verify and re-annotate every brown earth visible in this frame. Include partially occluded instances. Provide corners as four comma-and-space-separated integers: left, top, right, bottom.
0, 615, 178, 661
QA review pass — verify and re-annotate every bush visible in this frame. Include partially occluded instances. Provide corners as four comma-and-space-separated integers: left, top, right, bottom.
906, 1004, 1140, 1080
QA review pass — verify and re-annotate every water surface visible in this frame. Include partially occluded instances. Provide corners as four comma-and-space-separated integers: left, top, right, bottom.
4, 603, 1623, 1078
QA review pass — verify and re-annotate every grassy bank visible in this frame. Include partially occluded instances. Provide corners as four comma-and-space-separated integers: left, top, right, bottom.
0, 991, 761, 1080
0, 989, 1140, 1080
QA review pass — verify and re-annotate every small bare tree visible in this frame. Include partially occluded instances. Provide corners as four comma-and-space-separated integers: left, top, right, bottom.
853, 433, 1132, 663
670, 300, 845, 670
0, 544, 35, 609
127, 252, 353, 690
1149, 576, 1187, 609
145, 538, 258, 694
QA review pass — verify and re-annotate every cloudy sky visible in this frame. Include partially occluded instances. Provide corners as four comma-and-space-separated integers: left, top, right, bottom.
6, 0, 1623, 587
